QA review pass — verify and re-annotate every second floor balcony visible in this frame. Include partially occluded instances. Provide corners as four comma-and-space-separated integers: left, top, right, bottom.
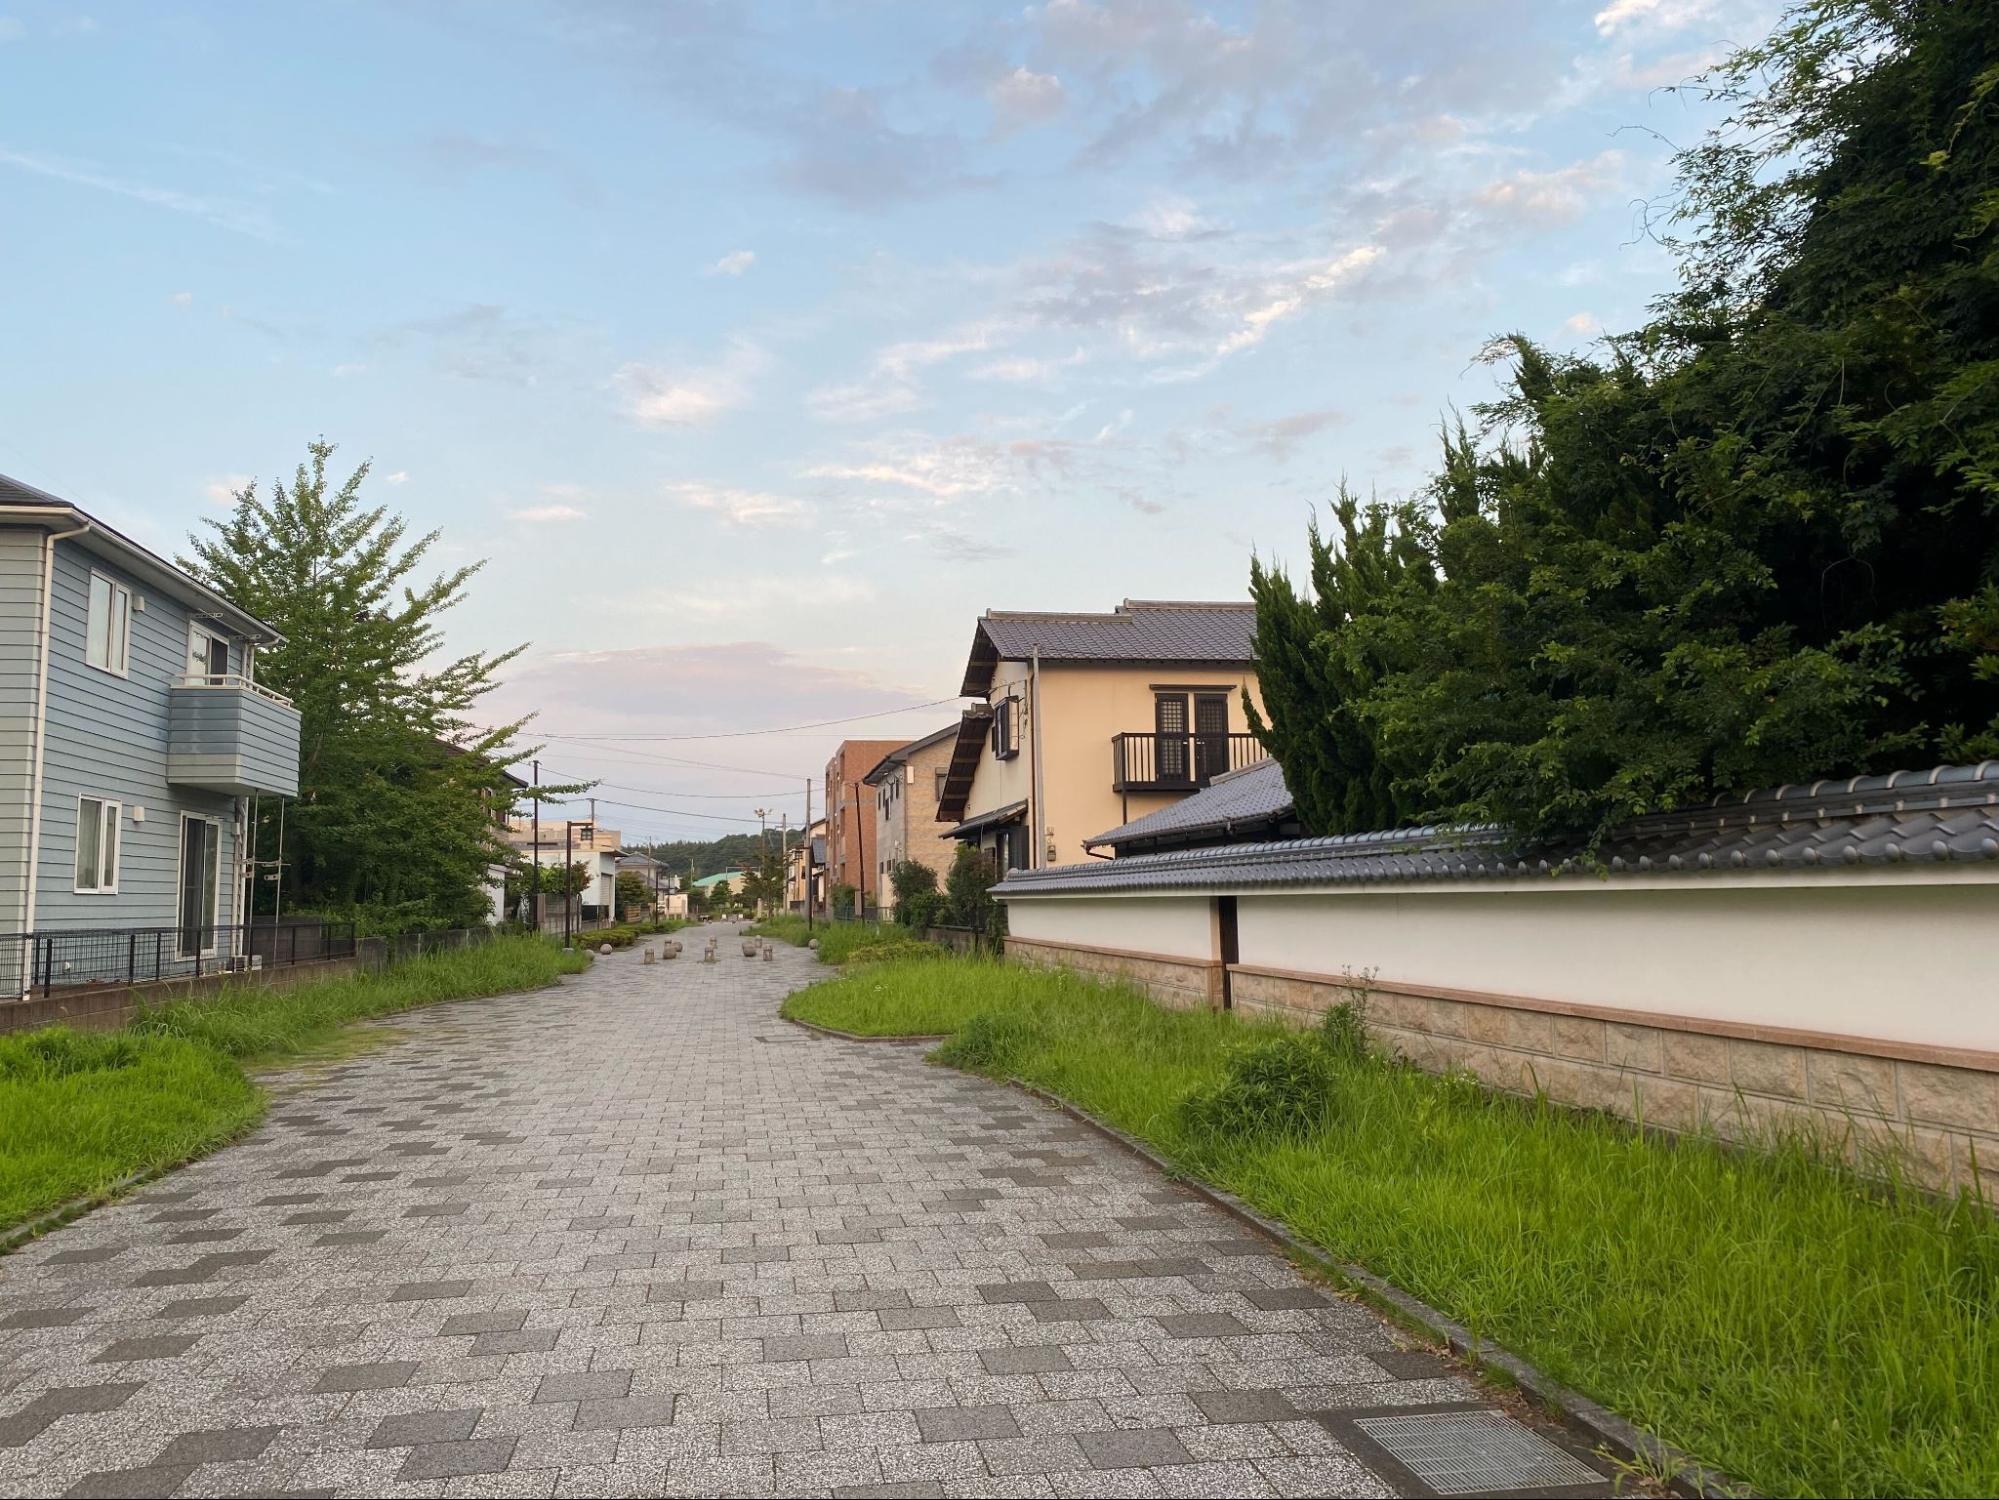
166, 674, 302, 798
1111, 731, 1265, 793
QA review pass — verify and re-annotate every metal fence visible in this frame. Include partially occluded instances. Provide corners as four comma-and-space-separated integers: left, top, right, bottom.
0, 919, 359, 1000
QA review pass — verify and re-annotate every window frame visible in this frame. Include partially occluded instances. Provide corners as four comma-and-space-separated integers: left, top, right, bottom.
84, 570, 133, 677
73, 795, 122, 894
187, 621, 231, 683
990, 696, 1020, 760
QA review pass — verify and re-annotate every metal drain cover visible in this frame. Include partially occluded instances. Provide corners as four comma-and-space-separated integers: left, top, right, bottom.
1353, 1409, 1603, 1495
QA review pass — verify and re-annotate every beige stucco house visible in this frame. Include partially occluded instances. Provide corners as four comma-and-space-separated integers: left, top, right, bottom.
863, 724, 959, 916
937, 599, 1266, 871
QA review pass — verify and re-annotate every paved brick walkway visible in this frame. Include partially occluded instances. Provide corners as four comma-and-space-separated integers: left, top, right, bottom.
0, 933, 1610, 1498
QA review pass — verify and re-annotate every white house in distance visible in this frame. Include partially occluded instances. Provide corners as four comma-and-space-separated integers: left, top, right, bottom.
503, 818, 619, 916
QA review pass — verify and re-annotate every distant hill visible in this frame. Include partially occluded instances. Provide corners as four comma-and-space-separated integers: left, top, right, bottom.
633, 831, 781, 880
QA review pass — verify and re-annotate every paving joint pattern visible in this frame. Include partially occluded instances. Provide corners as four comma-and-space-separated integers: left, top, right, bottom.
0, 932, 1617, 1498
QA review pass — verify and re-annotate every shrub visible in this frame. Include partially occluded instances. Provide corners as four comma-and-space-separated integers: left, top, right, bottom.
1319, 998, 1371, 1063
899, 888, 943, 930
831, 883, 857, 920
890, 861, 940, 927
931, 1011, 1038, 1074
1180, 1034, 1336, 1143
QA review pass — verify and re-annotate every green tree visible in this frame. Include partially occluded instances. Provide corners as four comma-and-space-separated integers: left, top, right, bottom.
942, 844, 1002, 937
1252, 0, 1999, 844
889, 860, 940, 928
738, 852, 784, 914
184, 442, 535, 927
615, 870, 654, 918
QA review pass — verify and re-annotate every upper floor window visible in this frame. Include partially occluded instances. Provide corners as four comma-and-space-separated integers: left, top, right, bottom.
74, 796, 121, 893
85, 572, 131, 676
991, 697, 1019, 760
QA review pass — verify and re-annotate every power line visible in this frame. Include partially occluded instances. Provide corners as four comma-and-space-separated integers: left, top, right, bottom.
536, 794, 767, 827
538, 697, 960, 742
526, 735, 809, 780
540, 769, 808, 802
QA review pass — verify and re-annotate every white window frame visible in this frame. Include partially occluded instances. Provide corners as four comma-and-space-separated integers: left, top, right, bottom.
73, 796, 122, 894
85, 570, 132, 677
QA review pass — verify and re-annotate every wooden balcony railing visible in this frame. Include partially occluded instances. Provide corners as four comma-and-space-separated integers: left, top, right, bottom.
1110, 731, 1265, 793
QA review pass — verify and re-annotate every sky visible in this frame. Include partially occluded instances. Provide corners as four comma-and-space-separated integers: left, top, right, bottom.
0, 0, 1779, 842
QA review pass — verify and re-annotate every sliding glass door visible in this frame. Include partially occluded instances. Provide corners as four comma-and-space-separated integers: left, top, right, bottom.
177, 815, 221, 958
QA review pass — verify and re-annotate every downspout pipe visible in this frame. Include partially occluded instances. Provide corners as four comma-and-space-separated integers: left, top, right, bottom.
23, 520, 93, 946
1030, 647, 1047, 869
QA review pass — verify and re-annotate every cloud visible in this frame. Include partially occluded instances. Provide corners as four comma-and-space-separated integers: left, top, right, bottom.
374, 304, 586, 385
1563, 311, 1601, 334
488, 639, 918, 737
775, 87, 990, 208
1473, 151, 1624, 229
807, 380, 925, 424
969, 348, 1087, 385
331, 361, 367, 378
203, 475, 251, 507
509, 504, 588, 524
924, 526, 1016, 563
988, 66, 1066, 135
1593, 0, 1716, 36
1215, 245, 1382, 356
1130, 196, 1226, 242
671, 576, 878, 620
708, 249, 756, 276
0, 146, 281, 241
168, 290, 193, 307
1243, 406, 1348, 461
0, 18, 22, 43
385, 470, 410, 485
666, 482, 808, 527
809, 320, 1010, 422
614, 342, 765, 428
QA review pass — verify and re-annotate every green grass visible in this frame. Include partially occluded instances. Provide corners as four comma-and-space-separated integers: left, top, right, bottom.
0, 935, 588, 1236
748, 915, 917, 965
784, 957, 1999, 1500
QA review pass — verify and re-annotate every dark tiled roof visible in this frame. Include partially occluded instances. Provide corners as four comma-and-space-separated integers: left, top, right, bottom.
999, 762, 1999, 896
861, 722, 960, 785
961, 599, 1256, 695
935, 706, 993, 822
1087, 757, 1294, 851
947, 799, 1028, 841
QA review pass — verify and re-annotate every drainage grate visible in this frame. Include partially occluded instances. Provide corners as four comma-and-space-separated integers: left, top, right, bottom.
1353, 1409, 1604, 1495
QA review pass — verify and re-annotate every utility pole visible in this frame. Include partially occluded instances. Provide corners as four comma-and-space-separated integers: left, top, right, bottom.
803, 777, 814, 934
531, 758, 540, 933
563, 819, 573, 950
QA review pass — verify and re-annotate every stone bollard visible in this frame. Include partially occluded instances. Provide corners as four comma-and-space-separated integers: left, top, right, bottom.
643, 947, 655, 964
807, 938, 819, 951
761, 941, 773, 962
741, 939, 758, 958
599, 943, 613, 956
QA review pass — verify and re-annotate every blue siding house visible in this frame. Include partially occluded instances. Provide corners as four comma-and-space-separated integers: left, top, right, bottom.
0, 474, 301, 997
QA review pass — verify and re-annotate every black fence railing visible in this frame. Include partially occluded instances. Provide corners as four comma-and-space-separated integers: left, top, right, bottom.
1111, 731, 1265, 792
1, 919, 358, 1000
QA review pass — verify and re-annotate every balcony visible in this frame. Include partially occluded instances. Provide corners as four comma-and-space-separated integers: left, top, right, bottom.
166, 675, 302, 797
1111, 731, 1265, 793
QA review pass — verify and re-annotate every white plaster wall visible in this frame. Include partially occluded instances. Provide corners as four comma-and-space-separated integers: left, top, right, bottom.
1006, 894, 1215, 961
1234, 883, 1999, 1052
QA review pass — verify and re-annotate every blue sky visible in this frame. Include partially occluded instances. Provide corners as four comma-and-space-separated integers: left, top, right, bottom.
0, 0, 1776, 840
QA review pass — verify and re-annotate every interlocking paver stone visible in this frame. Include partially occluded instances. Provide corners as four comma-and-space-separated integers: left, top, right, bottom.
0, 933, 1551, 1498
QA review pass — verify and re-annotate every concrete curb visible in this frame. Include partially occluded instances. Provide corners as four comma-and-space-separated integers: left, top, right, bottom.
783, 1016, 949, 1046
1006, 1078, 1749, 1500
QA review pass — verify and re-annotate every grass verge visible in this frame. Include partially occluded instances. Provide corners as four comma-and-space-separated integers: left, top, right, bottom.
0, 935, 588, 1235
783, 956, 1999, 1500
747, 915, 934, 965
